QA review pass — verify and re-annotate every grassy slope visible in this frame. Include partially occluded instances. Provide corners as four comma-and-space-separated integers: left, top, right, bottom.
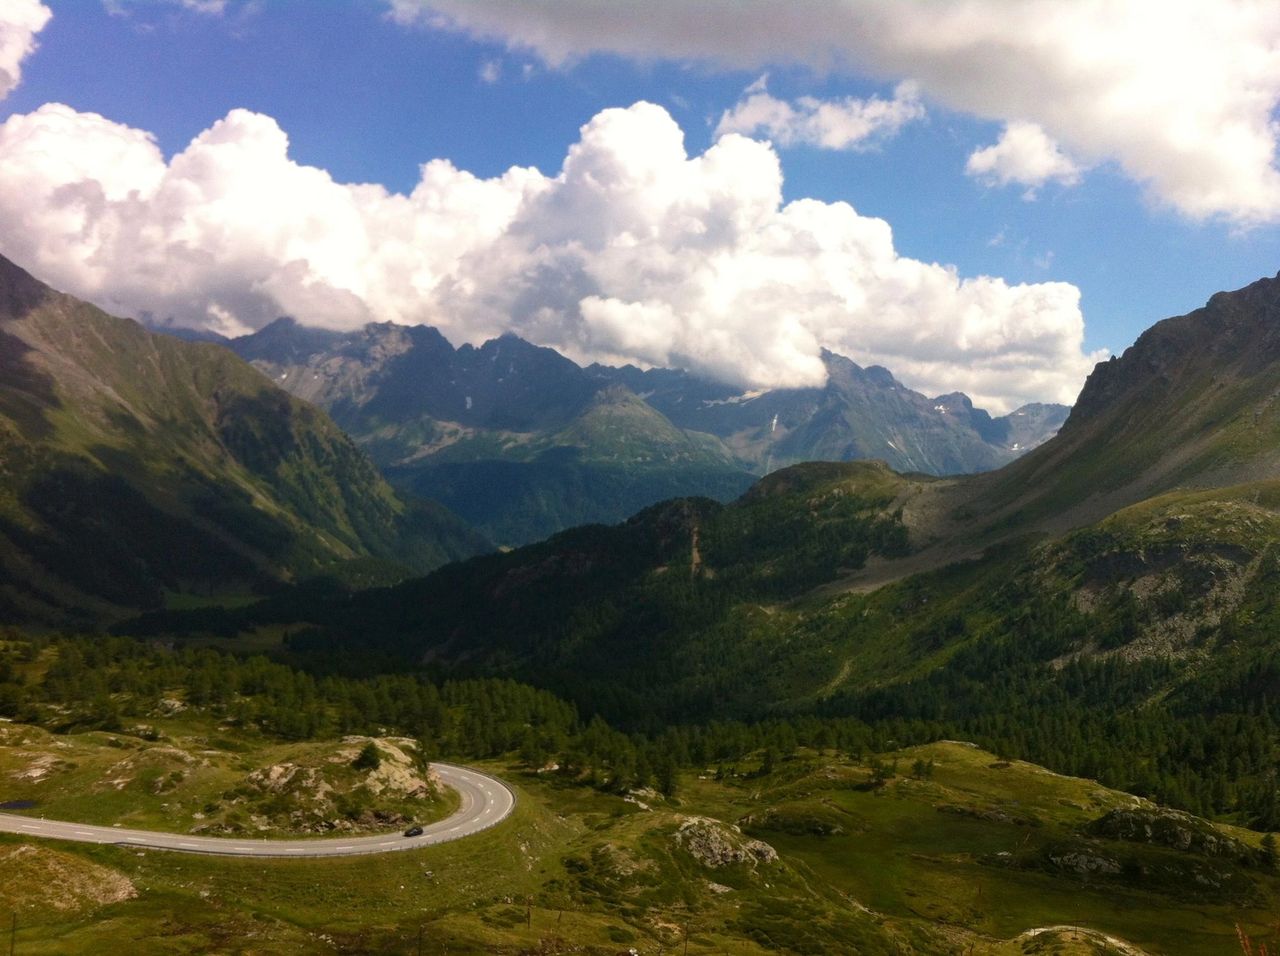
3, 738, 1276, 954
189, 460, 917, 725
387, 387, 756, 547
0, 256, 487, 622
0, 721, 456, 837
971, 274, 1280, 537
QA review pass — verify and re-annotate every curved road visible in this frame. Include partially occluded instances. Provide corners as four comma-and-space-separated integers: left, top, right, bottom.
0, 762, 514, 858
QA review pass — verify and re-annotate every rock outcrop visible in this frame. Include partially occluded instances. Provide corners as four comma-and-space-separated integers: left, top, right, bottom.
674, 816, 778, 868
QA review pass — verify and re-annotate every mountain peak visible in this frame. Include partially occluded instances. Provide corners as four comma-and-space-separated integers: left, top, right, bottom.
232, 317, 349, 364
0, 253, 53, 320
862, 365, 899, 389
932, 391, 975, 411
1064, 271, 1280, 438
819, 349, 902, 390
978, 270, 1280, 537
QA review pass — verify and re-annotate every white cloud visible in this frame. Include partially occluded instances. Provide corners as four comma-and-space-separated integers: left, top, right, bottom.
0, 101, 1099, 411
105, 0, 232, 16
390, 0, 1280, 225
478, 59, 500, 84
0, 0, 51, 101
966, 122, 1083, 197
715, 78, 923, 151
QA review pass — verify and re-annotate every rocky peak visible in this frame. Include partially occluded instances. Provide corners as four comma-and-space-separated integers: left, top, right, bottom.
232, 316, 348, 365
1064, 271, 1280, 436
0, 253, 53, 321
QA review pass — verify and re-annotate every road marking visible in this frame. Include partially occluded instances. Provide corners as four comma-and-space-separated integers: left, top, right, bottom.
334, 846, 354, 851
284, 848, 304, 854
74, 831, 95, 837
179, 842, 199, 848
125, 837, 145, 843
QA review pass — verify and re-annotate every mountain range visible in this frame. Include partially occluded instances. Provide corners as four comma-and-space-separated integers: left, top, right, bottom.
212, 317, 1066, 544
8, 252, 1280, 953
0, 251, 1070, 623
143, 270, 1280, 791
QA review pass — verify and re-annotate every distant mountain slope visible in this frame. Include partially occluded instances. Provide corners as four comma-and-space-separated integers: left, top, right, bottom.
598, 350, 1067, 475
223, 318, 1065, 544
0, 256, 487, 624
972, 271, 1280, 535
225, 319, 753, 544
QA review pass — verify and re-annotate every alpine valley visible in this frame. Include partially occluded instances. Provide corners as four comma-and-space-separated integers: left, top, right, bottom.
209, 316, 1066, 545
8, 244, 1280, 954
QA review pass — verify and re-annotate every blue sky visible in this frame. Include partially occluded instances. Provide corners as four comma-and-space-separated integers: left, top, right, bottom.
3, 0, 1280, 411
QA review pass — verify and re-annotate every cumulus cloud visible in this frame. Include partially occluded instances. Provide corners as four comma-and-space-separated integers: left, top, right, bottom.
966, 122, 1083, 197
390, 0, 1280, 225
0, 0, 51, 101
0, 100, 1099, 410
715, 77, 923, 151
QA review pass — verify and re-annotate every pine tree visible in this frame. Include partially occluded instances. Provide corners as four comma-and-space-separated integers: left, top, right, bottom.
352, 741, 382, 771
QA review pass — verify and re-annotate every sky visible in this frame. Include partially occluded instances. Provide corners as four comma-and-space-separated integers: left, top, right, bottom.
3, 2, 1280, 412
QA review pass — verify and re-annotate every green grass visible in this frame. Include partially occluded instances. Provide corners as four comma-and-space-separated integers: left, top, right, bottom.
4, 733, 1276, 953
728, 742, 1279, 955
0, 720, 456, 838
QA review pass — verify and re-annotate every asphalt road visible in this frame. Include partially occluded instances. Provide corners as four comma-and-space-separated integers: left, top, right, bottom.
0, 762, 514, 858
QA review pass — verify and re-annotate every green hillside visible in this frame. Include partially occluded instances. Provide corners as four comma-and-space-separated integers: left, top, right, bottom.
976, 272, 1280, 532
146, 460, 913, 724
389, 385, 755, 543
2, 635, 1275, 955
131, 274, 1280, 841
0, 256, 488, 624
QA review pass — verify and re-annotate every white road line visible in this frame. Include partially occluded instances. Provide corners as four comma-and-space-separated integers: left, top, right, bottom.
74, 831, 94, 837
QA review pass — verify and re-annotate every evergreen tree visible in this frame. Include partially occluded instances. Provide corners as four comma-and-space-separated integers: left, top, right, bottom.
352, 741, 382, 771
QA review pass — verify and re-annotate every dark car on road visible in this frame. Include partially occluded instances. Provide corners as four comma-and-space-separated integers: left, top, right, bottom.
404, 825, 424, 837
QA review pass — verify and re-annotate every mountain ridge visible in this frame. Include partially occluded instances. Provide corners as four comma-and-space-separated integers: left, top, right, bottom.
153, 268, 1280, 739
211, 316, 1066, 543
0, 255, 488, 623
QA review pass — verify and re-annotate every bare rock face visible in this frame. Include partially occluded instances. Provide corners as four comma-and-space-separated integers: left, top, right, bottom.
1046, 849, 1122, 876
674, 816, 778, 868
196, 736, 443, 836
335, 736, 441, 798
1087, 807, 1257, 862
